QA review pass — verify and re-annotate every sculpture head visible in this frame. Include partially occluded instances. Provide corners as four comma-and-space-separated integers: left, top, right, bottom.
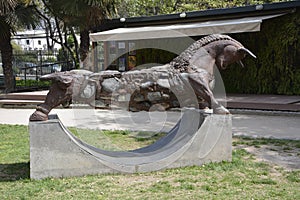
204, 37, 256, 70
171, 34, 256, 71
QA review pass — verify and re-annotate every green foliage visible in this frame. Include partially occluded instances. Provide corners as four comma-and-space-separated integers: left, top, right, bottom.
67, 35, 75, 49
11, 41, 22, 51
221, 10, 300, 94
116, 0, 288, 17
15, 79, 51, 87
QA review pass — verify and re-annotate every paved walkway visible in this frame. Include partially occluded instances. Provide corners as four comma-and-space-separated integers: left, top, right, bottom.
0, 90, 299, 140
226, 94, 300, 112
0, 107, 299, 140
0, 108, 181, 133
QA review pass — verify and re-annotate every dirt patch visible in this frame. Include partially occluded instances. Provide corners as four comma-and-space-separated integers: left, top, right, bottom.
234, 142, 300, 170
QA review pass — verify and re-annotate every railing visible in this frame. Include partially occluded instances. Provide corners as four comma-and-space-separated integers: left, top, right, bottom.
0, 75, 4, 89
14, 61, 74, 91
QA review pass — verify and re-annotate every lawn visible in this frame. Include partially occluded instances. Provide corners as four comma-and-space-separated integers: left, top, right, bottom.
0, 124, 299, 199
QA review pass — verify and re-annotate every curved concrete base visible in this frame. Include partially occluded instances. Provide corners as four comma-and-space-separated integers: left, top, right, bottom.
29, 109, 232, 179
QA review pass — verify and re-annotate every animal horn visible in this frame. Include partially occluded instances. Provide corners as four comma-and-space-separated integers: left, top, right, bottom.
239, 47, 257, 59
237, 60, 245, 68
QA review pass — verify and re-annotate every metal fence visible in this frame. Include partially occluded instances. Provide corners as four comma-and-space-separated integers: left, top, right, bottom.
12, 50, 75, 91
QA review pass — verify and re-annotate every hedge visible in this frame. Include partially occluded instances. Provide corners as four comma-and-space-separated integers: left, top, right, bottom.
221, 10, 300, 95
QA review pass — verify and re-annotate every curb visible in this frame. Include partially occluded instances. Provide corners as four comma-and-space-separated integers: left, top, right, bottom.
229, 108, 300, 117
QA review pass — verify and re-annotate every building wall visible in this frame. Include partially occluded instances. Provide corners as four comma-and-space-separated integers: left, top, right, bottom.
92, 37, 194, 72
12, 29, 61, 52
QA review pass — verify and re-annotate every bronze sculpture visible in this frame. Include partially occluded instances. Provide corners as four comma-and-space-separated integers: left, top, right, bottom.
30, 34, 256, 121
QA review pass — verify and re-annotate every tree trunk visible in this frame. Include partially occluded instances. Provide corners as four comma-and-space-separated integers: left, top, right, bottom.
79, 29, 90, 68
70, 27, 80, 66
0, 36, 15, 93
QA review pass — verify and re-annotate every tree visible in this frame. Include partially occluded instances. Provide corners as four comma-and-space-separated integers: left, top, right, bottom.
0, 0, 17, 92
36, 0, 116, 68
0, 0, 38, 92
31, 0, 80, 70
63, 0, 117, 65
116, 0, 288, 17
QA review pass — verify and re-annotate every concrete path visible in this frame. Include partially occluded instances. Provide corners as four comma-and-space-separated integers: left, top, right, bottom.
0, 107, 299, 140
226, 94, 300, 112
0, 107, 182, 133
231, 111, 300, 140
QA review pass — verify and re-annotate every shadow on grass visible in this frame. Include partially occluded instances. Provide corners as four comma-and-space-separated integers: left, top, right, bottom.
0, 162, 30, 182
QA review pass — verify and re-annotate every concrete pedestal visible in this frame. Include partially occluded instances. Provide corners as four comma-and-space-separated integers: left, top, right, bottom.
30, 109, 232, 179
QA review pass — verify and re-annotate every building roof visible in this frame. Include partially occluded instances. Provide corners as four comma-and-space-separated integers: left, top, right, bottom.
93, 1, 300, 32
90, 14, 285, 41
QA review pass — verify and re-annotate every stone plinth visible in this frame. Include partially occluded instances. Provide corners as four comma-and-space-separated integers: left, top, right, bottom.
29, 109, 232, 180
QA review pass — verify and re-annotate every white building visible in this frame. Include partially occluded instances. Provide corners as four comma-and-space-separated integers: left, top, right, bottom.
12, 29, 61, 52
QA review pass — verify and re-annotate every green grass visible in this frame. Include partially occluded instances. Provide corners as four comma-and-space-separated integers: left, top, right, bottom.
0, 124, 299, 199
233, 136, 300, 148
69, 127, 166, 151
15, 80, 51, 88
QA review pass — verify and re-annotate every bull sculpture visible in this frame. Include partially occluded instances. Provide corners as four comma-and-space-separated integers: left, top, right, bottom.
30, 34, 256, 121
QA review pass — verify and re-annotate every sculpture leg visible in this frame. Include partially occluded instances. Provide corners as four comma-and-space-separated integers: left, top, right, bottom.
188, 72, 229, 114
29, 81, 73, 121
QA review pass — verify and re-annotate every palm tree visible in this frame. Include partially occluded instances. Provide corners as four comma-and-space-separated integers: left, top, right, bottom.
0, 0, 17, 92
0, 0, 16, 15
76, 1, 116, 68
0, 0, 38, 92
